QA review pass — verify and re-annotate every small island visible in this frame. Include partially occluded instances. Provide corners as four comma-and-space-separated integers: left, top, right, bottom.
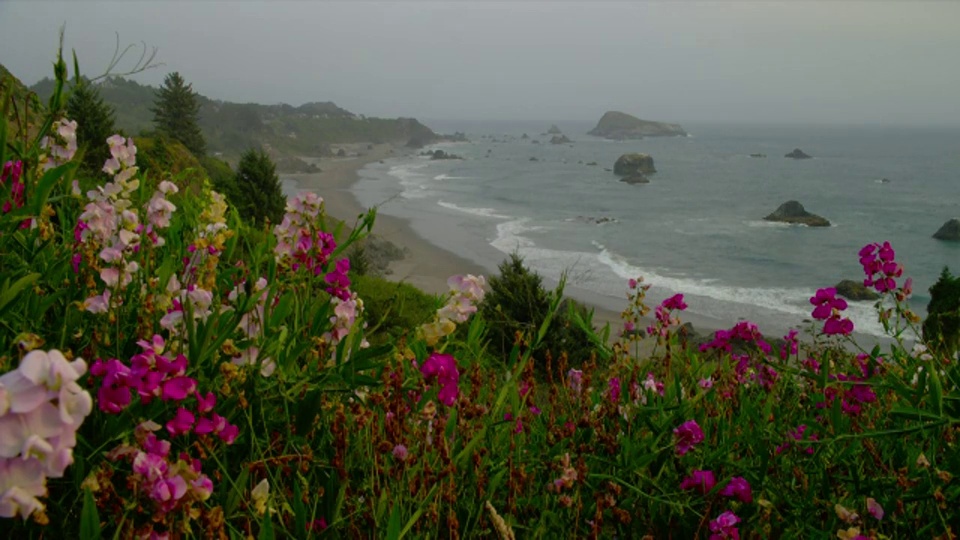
933, 218, 960, 241
588, 111, 686, 140
785, 148, 812, 159
764, 201, 831, 227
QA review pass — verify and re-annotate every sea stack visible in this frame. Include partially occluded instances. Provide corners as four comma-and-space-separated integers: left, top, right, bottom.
614, 153, 656, 176
764, 201, 831, 227
588, 111, 686, 140
933, 218, 960, 241
785, 148, 812, 159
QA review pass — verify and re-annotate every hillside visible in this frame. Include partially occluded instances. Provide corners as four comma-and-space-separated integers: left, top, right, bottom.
1, 63, 44, 138
29, 74, 441, 165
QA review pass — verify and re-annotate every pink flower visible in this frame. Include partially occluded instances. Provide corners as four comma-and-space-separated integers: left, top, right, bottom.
165, 408, 195, 436
195, 391, 216, 414
608, 377, 621, 403
866, 497, 884, 520
674, 420, 704, 456
662, 294, 688, 311
709, 511, 741, 540
680, 470, 716, 494
392, 444, 409, 461
567, 369, 583, 394
420, 353, 460, 406
720, 476, 753, 503
810, 288, 854, 336
160, 376, 197, 401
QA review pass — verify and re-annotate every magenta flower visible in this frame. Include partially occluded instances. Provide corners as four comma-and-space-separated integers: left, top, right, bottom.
165, 407, 195, 436
662, 294, 688, 311
608, 377, 621, 403
709, 511, 741, 539
720, 476, 753, 503
392, 444, 409, 461
160, 376, 197, 401
680, 470, 716, 494
195, 391, 216, 414
866, 497, 884, 520
810, 288, 854, 336
420, 353, 460, 406
674, 420, 704, 456
860, 241, 903, 293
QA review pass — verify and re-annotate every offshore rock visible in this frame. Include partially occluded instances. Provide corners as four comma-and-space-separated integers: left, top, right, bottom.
588, 111, 686, 140
764, 201, 830, 227
785, 148, 812, 159
614, 153, 656, 176
835, 280, 880, 301
933, 218, 960, 241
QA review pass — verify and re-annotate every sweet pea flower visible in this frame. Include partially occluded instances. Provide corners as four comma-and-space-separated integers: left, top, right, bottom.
567, 369, 584, 394
866, 497, 884, 520
720, 476, 753, 503
709, 511, 741, 540
674, 420, 704, 456
165, 407, 195, 436
420, 353, 460, 406
680, 470, 716, 494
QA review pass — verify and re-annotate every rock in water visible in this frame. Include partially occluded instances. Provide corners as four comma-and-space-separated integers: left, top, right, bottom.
614, 153, 656, 176
785, 148, 812, 159
764, 201, 831, 227
588, 111, 686, 140
620, 174, 650, 185
933, 218, 960, 241
546, 124, 562, 134
550, 135, 572, 144
835, 280, 880, 301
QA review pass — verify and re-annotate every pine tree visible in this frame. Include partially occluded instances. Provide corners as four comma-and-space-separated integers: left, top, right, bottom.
66, 79, 117, 176
233, 148, 285, 226
151, 72, 206, 156
924, 266, 960, 358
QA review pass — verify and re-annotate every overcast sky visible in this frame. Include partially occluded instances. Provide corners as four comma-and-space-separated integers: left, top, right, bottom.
2, 1, 959, 125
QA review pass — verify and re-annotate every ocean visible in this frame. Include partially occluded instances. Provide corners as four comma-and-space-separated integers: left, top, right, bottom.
351, 120, 960, 339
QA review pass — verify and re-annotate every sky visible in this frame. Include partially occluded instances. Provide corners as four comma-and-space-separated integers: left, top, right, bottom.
1, 1, 959, 125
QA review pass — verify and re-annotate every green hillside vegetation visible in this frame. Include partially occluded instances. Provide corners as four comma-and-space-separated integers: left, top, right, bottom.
29, 74, 440, 168
1, 63, 44, 139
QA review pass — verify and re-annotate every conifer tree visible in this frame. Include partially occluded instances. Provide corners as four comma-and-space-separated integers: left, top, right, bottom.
924, 266, 960, 358
66, 79, 117, 175
152, 72, 206, 156
233, 148, 285, 226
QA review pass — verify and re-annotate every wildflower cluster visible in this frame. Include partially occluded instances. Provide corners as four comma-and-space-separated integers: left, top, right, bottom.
0, 350, 93, 519
1, 160, 27, 227
647, 293, 687, 340
38, 118, 77, 172
421, 274, 486, 345
273, 192, 337, 275
810, 287, 853, 336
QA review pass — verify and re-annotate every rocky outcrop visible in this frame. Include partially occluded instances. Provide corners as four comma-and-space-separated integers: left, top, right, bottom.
546, 125, 562, 135
421, 149, 463, 160
620, 174, 650, 185
933, 218, 960, 241
835, 280, 880, 301
763, 201, 831, 227
750, 153, 766, 158
521, 133, 530, 139
785, 148, 812, 159
588, 111, 686, 140
550, 135, 572, 145
614, 153, 656, 176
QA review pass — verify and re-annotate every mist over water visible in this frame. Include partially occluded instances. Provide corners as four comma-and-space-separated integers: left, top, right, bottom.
355, 121, 960, 338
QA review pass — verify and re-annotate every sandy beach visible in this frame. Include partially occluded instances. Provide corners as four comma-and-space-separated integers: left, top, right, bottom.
281, 142, 641, 344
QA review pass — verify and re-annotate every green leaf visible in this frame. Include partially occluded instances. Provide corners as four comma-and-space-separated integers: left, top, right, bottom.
386, 503, 403, 540
269, 291, 295, 328
0, 272, 40, 319
927, 364, 944, 417
80, 488, 102, 540
31, 161, 76, 216
225, 467, 249, 516
258, 510, 275, 540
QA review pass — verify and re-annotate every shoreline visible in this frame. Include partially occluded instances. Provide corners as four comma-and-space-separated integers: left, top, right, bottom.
281, 142, 897, 352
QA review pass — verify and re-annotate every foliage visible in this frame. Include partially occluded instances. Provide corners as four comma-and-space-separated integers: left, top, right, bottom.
351, 274, 439, 343
5, 49, 960, 540
199, 154, 236, 198
924, 266, 960, 358
151, 72, 206, 156
65, 79, 116, 175
135, 135, 208, 194
232, 148, 285, 226
480, 253, 596, 371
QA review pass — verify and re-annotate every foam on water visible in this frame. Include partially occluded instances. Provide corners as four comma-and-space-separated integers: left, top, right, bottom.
388, 162, 433, 199
437, 200, 511, 219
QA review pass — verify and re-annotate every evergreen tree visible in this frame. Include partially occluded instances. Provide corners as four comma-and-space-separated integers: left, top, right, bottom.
151, 72, 206, 156
924, 266, 960, 358
479, 253, 595, 373
233, 148, 285, 226
66, 79, 117, 175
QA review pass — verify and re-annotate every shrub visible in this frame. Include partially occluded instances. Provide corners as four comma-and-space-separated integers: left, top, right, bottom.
351, 273, 438, 342
479, 253, 595, 371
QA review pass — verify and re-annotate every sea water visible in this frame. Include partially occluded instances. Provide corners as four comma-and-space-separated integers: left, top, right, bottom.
352, 121, 959, 338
